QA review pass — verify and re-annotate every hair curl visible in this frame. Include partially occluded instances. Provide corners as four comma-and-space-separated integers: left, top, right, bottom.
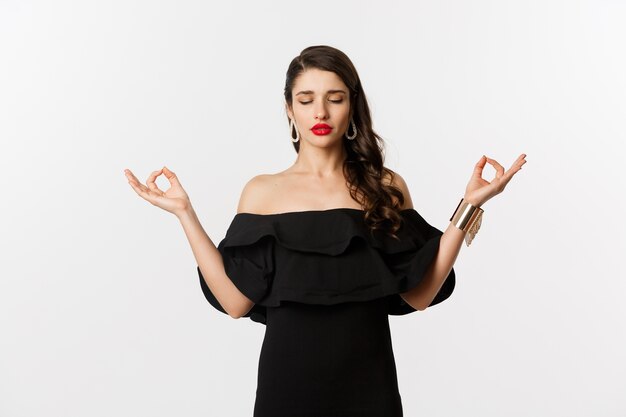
284, 45, 406, 240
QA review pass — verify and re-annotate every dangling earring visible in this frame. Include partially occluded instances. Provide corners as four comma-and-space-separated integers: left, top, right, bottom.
345, 117, 357, 140
289, 118, 300, 143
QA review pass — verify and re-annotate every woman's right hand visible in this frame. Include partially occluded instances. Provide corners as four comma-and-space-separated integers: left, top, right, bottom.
125, 166, 192, 217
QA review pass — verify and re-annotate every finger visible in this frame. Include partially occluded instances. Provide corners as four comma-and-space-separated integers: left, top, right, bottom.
502, 154, 527, 179
472, 155, 488, 178
125, 169, 163, 205
128, 179, 150, 199
512, 154, 526, 171
127, 176, 155, 201
125, 169, 149, 193
499, 154, 527, 187
146, 169, 165, 195
509, 153, 526, 167
485, 157, 505, 178
162, 166, 182, 187
124, 168, 140, 182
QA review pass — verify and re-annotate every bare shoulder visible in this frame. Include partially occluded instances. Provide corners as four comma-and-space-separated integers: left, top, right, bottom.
382, 168, 414, 210
236, 174, 277, 214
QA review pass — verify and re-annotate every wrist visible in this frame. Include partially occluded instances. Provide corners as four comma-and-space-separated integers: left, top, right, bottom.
463, 196, 482, 208
176, 204, 196, 221
451, 197, 484, 246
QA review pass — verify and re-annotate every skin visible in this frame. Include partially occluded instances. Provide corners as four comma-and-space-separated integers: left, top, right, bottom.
124, 68, 527, 314
240, 68, 365, 214
285, 67, 352, 178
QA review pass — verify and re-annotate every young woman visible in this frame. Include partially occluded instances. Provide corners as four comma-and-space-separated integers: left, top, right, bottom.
125, 45, 526, 416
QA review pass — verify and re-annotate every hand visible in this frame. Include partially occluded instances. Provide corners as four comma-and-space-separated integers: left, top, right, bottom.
463, 154, 527, 207
125, 166, 192, 217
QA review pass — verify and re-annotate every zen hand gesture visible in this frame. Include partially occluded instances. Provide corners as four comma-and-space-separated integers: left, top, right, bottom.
463, 154, 527, 207
125, 166, 191, 217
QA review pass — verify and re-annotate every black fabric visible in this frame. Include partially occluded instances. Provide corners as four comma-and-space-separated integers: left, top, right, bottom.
197, 208, 456, 416
255, 298, 404, 417
198, 208, 455, 324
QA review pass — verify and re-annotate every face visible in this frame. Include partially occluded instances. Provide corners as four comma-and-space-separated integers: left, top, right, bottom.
286, 68, 351, 146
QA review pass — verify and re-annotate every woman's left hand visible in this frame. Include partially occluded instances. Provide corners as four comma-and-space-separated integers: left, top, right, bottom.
463, 154, 527, 207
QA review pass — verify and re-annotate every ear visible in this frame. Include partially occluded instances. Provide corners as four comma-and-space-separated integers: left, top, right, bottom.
285, 101, 294, 120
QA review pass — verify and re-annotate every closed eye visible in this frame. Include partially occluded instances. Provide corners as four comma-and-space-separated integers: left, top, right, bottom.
299, 100, 344, 105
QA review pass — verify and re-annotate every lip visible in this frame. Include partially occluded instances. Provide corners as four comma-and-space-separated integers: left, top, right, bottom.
311, 123, 333, 136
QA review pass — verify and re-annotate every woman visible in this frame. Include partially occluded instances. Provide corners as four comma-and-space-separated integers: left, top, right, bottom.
125, 45, 526, 416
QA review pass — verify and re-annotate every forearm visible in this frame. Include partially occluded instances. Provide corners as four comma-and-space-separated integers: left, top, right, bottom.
177, 207, 247, 318
400, 221, 465, 311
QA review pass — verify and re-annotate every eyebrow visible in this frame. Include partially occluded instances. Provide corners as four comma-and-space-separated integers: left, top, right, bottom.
295, 89, 347, 96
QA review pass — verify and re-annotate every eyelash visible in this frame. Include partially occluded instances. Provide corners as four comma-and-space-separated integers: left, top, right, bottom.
299, 100, 344, 105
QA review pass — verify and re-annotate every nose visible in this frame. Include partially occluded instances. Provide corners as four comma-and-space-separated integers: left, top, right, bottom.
314, 102, 329, 120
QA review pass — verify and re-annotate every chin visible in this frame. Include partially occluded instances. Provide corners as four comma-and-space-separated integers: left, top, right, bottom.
309, 137, 342, 147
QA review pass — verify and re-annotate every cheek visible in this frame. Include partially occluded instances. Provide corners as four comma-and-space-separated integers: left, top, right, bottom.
333, 103, 349, 117
339, 106, 351, 121
294, 105, 310, 119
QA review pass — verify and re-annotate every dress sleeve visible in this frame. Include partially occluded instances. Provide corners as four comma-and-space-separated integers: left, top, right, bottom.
197, 234, 274, 323
383, 209, 456, 315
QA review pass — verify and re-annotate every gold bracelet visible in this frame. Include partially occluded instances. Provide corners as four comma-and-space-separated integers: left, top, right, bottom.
450, 198, 484, 246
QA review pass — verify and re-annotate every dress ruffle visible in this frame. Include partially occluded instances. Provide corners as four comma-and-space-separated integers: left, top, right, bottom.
198, 208, 455, 325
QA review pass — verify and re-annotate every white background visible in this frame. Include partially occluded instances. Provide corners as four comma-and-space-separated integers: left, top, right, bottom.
1, 0, 625, 416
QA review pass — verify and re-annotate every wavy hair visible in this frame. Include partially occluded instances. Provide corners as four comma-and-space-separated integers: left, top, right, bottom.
284, 45, 406, 239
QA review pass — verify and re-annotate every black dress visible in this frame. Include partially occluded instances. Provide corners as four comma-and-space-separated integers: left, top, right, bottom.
197, 208, 456, 417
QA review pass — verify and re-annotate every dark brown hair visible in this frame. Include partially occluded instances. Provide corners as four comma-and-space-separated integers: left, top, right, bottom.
284, 45, 406, 239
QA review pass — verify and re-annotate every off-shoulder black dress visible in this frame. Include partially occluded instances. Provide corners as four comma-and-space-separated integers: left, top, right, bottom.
197, 208, 455, 417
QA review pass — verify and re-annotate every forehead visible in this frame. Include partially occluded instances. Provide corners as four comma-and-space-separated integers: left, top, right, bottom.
292, 68, 348, 93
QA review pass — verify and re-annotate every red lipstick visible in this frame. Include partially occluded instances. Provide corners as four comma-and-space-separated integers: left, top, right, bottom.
311, 123, 333, 136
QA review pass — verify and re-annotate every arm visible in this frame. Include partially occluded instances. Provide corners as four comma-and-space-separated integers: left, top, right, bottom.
399, 219, 465, 311
387, 171, 465, 311
178, 175, 267, 319
393, 153, 526, 310
124, 166, 273, 319
178, 209, 250, 319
